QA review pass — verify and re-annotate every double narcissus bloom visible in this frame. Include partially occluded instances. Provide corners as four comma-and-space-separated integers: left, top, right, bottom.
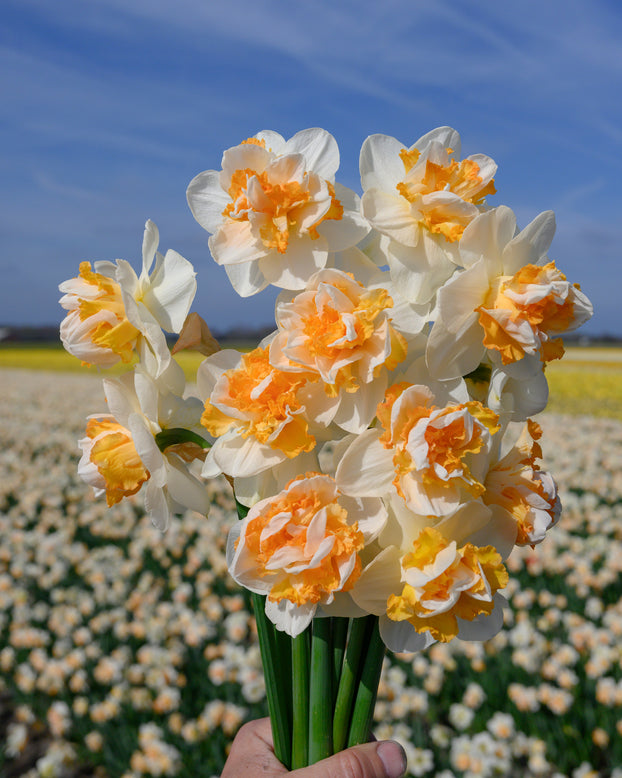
336, 381, 500, 518
386, 527, 508, 645
484, 420, 561, 547
59, 220, 197, 374
187, 129, 369, 296
78, 360, 209, 530
360, 127, 497, 303
426, 207, 593, 381
270, 265, 409, 433
227, 474, 386, 637
198, 346, 330, 479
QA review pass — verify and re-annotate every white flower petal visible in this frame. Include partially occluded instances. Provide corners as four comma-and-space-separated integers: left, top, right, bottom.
360, 133, 407, 191
141, 250, 196, 333
336, 428, 395, 497
259, 235, 328, 290
265, 598, 316, 638
379, 616, 436, 653
362, 189, 419, 247
284, 127, 339, 180
187, 170, 230, 233
503, 210, 556, 273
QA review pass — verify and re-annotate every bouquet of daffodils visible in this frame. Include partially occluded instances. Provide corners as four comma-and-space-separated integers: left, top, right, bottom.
59, 126, 593, 768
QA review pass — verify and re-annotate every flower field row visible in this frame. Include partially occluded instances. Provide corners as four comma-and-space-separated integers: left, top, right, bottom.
1, 367, 621, 778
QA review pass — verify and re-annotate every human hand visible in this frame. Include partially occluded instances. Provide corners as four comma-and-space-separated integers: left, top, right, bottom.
221, 718, 407, 778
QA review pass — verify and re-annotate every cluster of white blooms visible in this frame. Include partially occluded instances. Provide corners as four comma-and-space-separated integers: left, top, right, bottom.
56, 125, 594, 650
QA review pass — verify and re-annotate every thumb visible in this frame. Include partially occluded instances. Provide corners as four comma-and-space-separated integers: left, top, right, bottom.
294, 740, 407, 778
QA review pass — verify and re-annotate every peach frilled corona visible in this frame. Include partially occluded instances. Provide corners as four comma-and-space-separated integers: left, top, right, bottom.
426, 206, 593, 380
271, 268, 407, 392
227, 474, 365, 636
201, 346, 317, 460
335, 382, 500, 518
59, 263, 140, 367
198, 347, 332, 477
269, 268, 408, 434
78, 417, 149, 506
377, 383, 500, 508
476, 262, 585, 365
484, 420, 561, 546
187, 129, 369, 296
386, 528, 509, 644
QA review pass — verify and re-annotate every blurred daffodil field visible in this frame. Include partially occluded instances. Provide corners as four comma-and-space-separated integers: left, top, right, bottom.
1, 348, 621, 777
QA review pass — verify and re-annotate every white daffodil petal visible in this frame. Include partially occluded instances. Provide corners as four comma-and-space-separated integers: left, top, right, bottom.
284, 127, 339, 181
360, 133, 407, 191
503, 210, 556, 273
336, 429, 395, 497
186, 170, 230, 233
265, 598, 316, 638
456, 593, 507, 642
379, 616, 436, 653
141, 250, 196, 333
144, 482, 170, 531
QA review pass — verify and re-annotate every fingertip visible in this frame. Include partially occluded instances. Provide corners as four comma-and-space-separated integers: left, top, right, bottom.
376, 740, 407, 778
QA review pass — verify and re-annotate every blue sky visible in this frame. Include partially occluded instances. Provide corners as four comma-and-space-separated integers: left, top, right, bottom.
2, 0, 621, 335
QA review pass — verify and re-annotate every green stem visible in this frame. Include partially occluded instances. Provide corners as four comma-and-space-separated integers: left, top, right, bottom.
251, 592, 292, 769
308, 617, 333, 764
235, 499, 292, 768
331, 617, 349, 705
332, 616, 369, 752
347, 616, 385, 747
291, 627, 311, 768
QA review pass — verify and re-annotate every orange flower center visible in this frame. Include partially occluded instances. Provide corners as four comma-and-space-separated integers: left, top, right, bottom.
223, 164, 343, 253
76, 262, 140, 364
201, 347, 316, 458
477, 262, 575, 365
396, 147, 496, 242
243, 476, 364, 605
387, 527, 508, 643
86, 419, 149, 506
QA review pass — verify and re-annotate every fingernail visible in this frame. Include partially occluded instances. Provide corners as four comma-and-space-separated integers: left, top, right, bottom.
377, 740, 407, 778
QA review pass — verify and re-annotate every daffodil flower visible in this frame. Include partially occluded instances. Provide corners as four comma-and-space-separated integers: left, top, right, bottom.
59, 220, 197, 374
336, 381, 500, 518
227, 473, 386, 637
269, 263, 412, 433
382, 527, 509, 649
484, 419, 561, 546
360, 127, 496, 303
78, 361, 209, 530
198, 346, 336, 479
426, 206, 593, 380
187, 129, 369, 296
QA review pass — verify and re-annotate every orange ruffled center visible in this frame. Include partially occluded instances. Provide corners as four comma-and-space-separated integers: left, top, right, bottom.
201, 347, 317, 458
86, 419, 149, 506
377, 383, 500, 499
476, 262, 578, 365
75, 262, 140, 364
223, 160, 343, 254
387, 527, 508, 643
243, 475, 364, 606
484, 419, 560, 546
396, 147, 496, 242
295, 277, 407, 394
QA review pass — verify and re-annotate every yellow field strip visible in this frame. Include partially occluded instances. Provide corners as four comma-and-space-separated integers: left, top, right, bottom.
1, 346, 621, 419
